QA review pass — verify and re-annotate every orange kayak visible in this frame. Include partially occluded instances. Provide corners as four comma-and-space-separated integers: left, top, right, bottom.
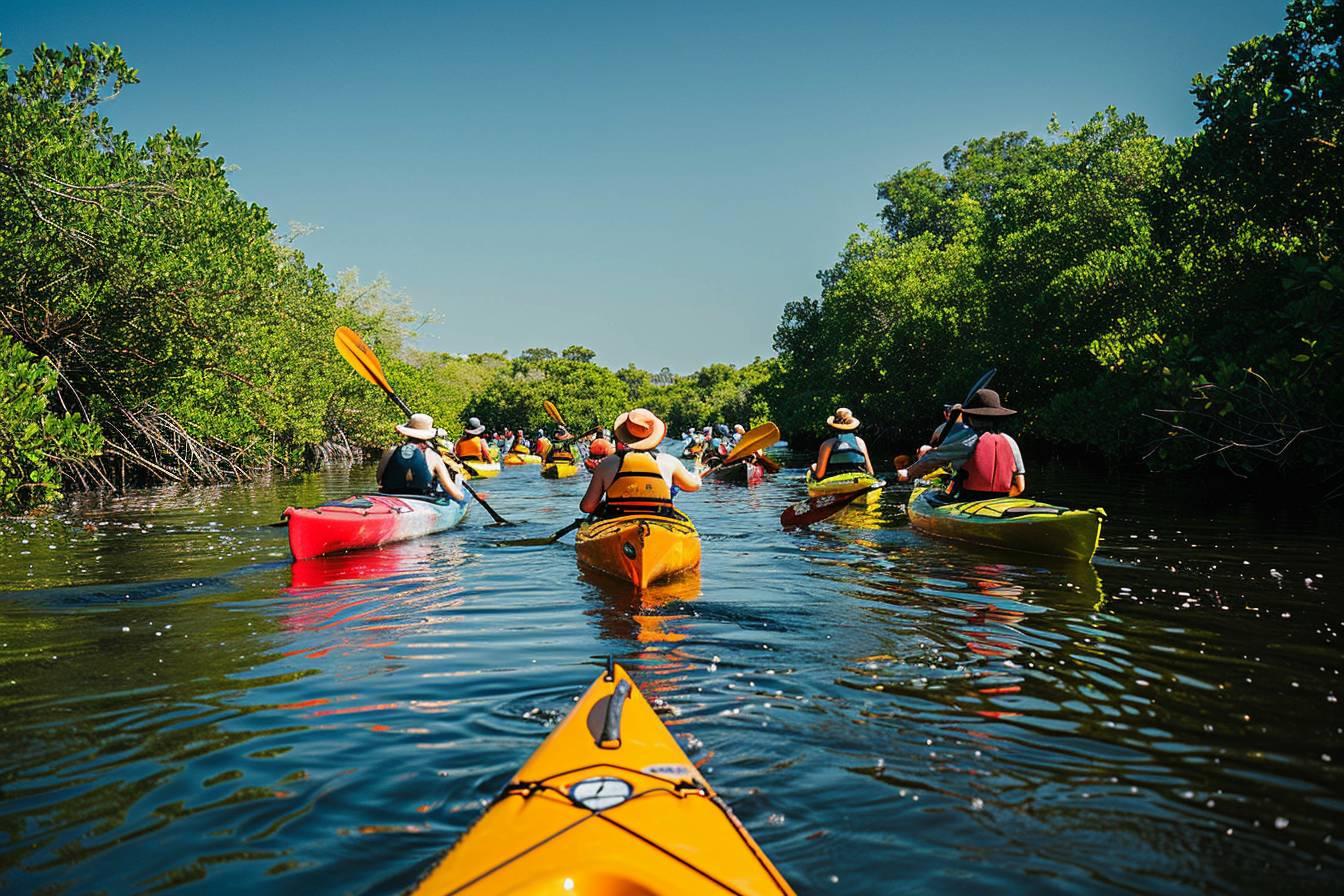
409, 662, 795, 895
575, 510, 700, 589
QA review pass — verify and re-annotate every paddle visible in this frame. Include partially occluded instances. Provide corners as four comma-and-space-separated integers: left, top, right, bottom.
542, 399, 601, 444
333, 326, 514, 526
496, 517, 587, 547
931, 367, 997, 448
722, 422, 781, 466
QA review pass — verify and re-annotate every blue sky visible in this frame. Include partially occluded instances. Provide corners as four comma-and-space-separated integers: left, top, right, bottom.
6, 1, 1289, 372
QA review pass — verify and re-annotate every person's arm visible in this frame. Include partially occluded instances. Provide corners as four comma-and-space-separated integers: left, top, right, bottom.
857, 436, 874, 475
899, 426, 977, 481
668, 455, 701, 492
813, 440, 832, 479
427, 451, 466, 501
580, 456, 615, 514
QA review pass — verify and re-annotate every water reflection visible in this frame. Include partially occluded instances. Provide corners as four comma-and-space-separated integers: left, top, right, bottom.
1, 461, 1341, 894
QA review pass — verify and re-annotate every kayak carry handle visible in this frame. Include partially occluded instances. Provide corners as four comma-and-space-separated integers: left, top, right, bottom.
598, 679, 630, 749
604, 655, 615, 682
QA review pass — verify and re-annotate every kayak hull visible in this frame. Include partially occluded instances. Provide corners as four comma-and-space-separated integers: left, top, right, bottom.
806, 469, 881, 506
409, 664, 794, 896
283, 493, 467, 560
702, 461, 765, 486
540, 461, 579, 478
576, 510, 700, 589
463, 460, 500, 478
907, 477, 1104, 561
503, 453, 542, 466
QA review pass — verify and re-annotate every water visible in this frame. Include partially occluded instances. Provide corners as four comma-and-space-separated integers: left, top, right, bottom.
1, 457, 1340, 894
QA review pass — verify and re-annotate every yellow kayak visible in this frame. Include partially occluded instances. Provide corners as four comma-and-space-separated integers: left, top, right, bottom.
463, 460, 500, 478
575, 510, 700, 589
806, 469, 880, 507
503, 453, 543, 466
907, 474, 1105, 561
540, 461, 579, 479
409, 662, 795, 896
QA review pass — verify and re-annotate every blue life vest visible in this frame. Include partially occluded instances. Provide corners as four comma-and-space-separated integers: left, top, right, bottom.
381, 442, 433, 495
826, 432, 865, 472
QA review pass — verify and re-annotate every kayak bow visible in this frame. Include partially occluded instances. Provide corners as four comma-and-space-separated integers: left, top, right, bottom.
409, 663, 795, 895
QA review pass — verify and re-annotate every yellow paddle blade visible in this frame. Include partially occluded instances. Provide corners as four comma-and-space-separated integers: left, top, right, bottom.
543, 400, 566, 426
334, 326, 394, 396
723, 422, 780, 466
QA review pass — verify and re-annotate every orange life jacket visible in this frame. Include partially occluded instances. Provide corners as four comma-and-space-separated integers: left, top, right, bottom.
456, 435, 490, 461
960, 433, 1016, 494
604, 451, 673, 514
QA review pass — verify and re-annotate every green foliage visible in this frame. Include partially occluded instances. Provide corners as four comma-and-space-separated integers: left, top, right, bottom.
0, 334, 103, 510
769, 0, 1342, 484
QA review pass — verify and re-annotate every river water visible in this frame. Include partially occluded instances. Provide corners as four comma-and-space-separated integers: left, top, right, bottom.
1, 455, 1340, 894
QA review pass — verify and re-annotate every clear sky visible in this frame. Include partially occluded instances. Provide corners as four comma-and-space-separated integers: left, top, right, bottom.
6, 1, 1289, 372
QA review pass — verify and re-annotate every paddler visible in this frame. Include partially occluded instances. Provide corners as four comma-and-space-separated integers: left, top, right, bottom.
508, 429, 532, 456
897, 389, 1025, 498
455, 417, 492, 463
581, 408, 700, 516
585, 436, 614, 472
534, 429, 552, 460
543, 426, 575, 465
377, 413, 466, 501
812, 407, 875, 480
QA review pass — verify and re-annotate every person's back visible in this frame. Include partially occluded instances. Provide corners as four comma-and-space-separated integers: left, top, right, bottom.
898, 389, 1025, 499
813, 407, 873, 480
581, 409, 699, 516
377, 413, 466, 502
456, 416, 490, 461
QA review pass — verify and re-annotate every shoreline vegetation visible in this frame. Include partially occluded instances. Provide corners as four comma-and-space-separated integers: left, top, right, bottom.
1, 0, 1339, 513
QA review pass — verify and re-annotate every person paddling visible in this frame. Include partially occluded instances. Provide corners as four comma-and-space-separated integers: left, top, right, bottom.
585, 436, 614, 472
897, 389, 1025, 499
544, 426, 575, 465
581, 409, 700, 516
455, 417, 493, 463
377, 413, 466, 502
812, 407, 874, 480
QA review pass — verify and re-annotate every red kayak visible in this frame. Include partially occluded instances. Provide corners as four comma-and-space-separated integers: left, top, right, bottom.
282, 493, 468, 560
701, 460, 765, 486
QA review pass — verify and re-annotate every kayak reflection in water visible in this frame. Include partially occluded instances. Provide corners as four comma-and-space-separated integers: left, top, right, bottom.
897, 389, 1026, 500
580, 408, 700, 517
812, 406, 875, 481
376, 413, 466, 502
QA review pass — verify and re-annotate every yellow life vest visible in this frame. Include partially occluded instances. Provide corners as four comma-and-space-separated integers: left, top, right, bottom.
604, 451, 672, 514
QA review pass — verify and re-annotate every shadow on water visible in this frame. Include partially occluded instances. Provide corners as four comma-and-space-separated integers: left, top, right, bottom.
1, 459, 1341, 894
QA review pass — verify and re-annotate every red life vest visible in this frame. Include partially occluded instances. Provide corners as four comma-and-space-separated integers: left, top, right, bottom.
960, 433, 1016, 494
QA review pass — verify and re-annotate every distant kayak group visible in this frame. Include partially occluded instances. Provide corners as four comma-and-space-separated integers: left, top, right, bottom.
287, 330, 1105, 893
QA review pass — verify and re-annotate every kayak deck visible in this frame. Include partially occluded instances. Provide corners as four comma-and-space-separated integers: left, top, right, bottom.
283, 493, 467, 560
806, 469, 880, 506
907, 477, 1104, 561
409, 663, 794, 895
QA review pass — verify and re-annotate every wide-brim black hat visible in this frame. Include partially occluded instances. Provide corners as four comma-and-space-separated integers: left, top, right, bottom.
961, 388, 1016, 417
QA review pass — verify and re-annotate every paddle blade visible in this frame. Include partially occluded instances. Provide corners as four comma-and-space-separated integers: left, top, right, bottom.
963, 368, 997, 406
335, 326, 394, 396
780, 484, 882, 528
892, 454, 911, 470
543, 400, 566, 426
757, 452, 782, 474
723, 421, 781, 466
